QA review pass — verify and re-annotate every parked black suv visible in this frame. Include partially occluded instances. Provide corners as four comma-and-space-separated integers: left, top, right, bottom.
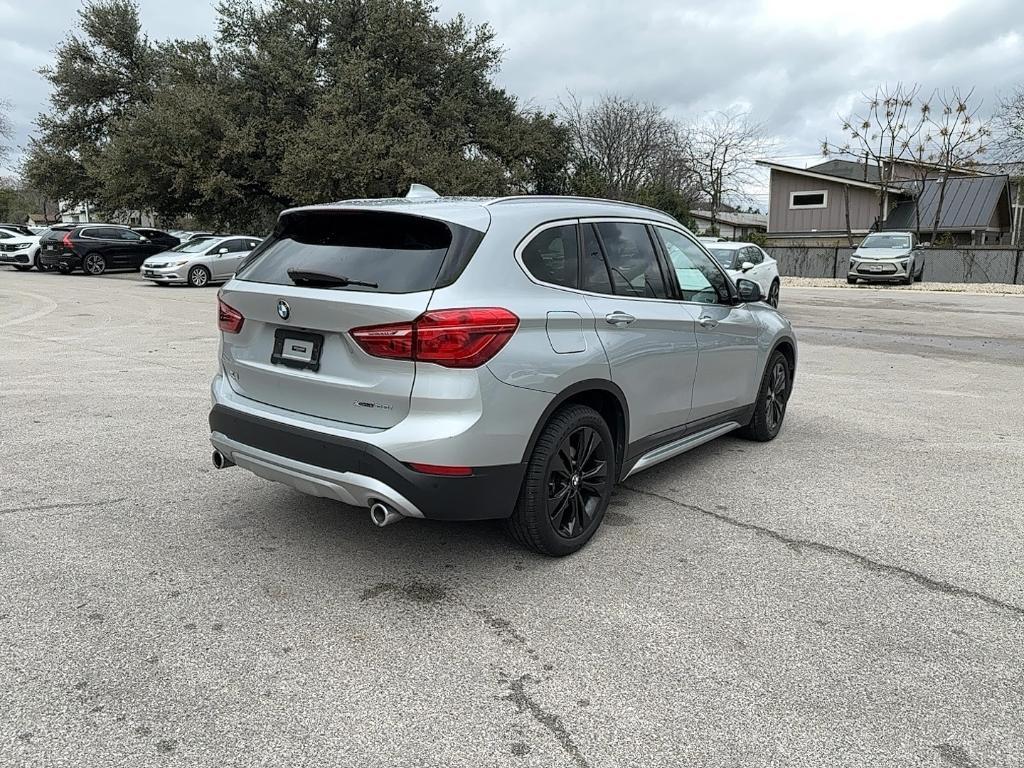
39, 224, 169, 275
134, 228, 181, 250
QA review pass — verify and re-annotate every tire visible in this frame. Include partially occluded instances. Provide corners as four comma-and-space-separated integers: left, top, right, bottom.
82, 252, 106, 276
767, 279, 780, 308
846, 276, 857, 284
34, 255, 50, 272
903, 263, 914, 285
915, 266, 924, 282
57, 265, 71, 275
505, 404, 615, 557
13, 265, 32, 271
187, 265, 211, 287
739, 351, 791, 443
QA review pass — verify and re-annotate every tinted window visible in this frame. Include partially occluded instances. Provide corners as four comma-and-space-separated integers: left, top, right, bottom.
238, 211, 464, 294
0, 231, 11, 239
118, 229, 141, 241
596, 222, 667, 299
220, 239, 249, 253
657, 228, 730, 304
581, 223, 612, 295
521, 225, 578, 288
742, 247, 762, 265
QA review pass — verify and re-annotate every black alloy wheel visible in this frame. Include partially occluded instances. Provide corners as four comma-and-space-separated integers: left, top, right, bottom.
506, 404, 615, 556
740, 350, 791, 442
83, 252, 106, 275
764, 359, 788, 433
546, 426, 609, 539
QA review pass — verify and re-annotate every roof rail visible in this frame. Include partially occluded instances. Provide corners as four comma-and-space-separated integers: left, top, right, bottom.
483, 195, 672, 217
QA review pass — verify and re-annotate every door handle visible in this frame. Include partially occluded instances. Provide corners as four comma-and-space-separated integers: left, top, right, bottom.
698, 316, 719, 329
604, 311, 636, 326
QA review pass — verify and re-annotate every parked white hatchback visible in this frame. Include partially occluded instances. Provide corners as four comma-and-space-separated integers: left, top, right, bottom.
704, 242, 781, 307
141, 235, 263, 287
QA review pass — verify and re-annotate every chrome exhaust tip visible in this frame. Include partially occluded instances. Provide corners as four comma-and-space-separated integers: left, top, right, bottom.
212, 450, 234, 470
370, 502, 403, 528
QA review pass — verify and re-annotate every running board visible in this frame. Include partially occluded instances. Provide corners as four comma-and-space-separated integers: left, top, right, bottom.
624, 422, 742, 479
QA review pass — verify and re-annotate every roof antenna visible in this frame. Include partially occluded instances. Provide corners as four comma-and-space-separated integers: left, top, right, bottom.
406, 183, 441, 200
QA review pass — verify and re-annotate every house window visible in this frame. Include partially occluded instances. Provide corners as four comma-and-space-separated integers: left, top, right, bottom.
790, 190, 828, 209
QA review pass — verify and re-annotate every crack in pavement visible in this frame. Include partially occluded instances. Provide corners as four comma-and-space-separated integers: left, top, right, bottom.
503, 674, 589, 768
622, 485, 1024, 620
0, 499, 127, 516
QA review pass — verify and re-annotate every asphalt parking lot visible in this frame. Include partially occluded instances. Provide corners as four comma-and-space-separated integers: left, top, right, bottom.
2, 270, 1023, 767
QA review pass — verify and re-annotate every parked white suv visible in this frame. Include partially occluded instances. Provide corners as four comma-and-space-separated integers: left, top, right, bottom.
0, 227, 42, 271
208, 191, 797, 555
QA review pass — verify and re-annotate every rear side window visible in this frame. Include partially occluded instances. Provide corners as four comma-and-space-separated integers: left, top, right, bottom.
595, 222, 668, 299
238, 211, 476, 293
521, 225, 578, 288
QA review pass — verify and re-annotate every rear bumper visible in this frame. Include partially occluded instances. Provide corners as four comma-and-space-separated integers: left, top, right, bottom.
209, 404, 525, 521
40, 249, 81, 268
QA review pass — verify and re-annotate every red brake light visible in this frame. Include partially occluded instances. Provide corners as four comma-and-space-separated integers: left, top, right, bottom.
218, 297, 244, 334
351, 308, 518, 369
349, 321, 415, 360
62, 231, 73, 248
407, 462, 473, 477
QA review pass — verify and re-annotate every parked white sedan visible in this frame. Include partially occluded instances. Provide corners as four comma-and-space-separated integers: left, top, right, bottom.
141, 235, 263, 287
704, 241, 781, 307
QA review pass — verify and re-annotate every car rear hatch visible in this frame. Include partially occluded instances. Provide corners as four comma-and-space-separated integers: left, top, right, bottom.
218, 206, 486, 429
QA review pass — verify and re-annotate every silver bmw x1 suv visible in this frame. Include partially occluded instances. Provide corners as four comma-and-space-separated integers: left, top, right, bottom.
209, 188, 796, 555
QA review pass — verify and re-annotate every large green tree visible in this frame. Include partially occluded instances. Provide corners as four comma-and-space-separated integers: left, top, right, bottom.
24, 0, 155, 209
27, 0, 570, 230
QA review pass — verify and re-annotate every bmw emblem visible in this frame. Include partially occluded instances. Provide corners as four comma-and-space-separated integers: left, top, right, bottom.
277, 300, 290, 320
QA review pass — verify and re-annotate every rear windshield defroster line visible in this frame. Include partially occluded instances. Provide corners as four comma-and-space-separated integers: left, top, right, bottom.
236, 209, 484, 294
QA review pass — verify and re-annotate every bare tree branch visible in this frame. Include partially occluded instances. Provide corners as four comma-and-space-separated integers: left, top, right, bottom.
682, 109, 774, 232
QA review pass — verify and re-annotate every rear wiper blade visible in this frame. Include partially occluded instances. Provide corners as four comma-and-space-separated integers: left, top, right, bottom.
286, 268, 378, 289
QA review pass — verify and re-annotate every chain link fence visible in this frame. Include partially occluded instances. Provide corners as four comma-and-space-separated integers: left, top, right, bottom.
769, 246, 1024, 284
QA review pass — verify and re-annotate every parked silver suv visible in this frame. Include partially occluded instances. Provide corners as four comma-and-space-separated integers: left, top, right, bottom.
209, 190, 797, 555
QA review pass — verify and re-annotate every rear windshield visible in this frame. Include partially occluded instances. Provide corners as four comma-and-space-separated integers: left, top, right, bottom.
237, 210, 474, 293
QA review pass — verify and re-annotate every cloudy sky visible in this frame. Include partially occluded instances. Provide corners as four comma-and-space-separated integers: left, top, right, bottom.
2, 0, 1022, 205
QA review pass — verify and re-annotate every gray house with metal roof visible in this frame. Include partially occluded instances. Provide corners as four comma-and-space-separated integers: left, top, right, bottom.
757, 159, 1014, 245
883, 175, 1013, 243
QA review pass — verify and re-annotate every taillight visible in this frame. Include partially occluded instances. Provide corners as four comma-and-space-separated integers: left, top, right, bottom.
62, 232, 73, 248
351, 308, 518, 369
218, 297, 244, 334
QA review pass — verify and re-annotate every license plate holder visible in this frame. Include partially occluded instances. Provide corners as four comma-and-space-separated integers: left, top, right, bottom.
271, 329, 323, 372
863, 264, 885, 272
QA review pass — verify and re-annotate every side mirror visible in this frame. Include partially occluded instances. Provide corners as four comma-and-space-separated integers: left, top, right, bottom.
218, 247, 229, 255
735, 278, 763, 303
139, 236, 149, 242
741, 261, 755, 272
